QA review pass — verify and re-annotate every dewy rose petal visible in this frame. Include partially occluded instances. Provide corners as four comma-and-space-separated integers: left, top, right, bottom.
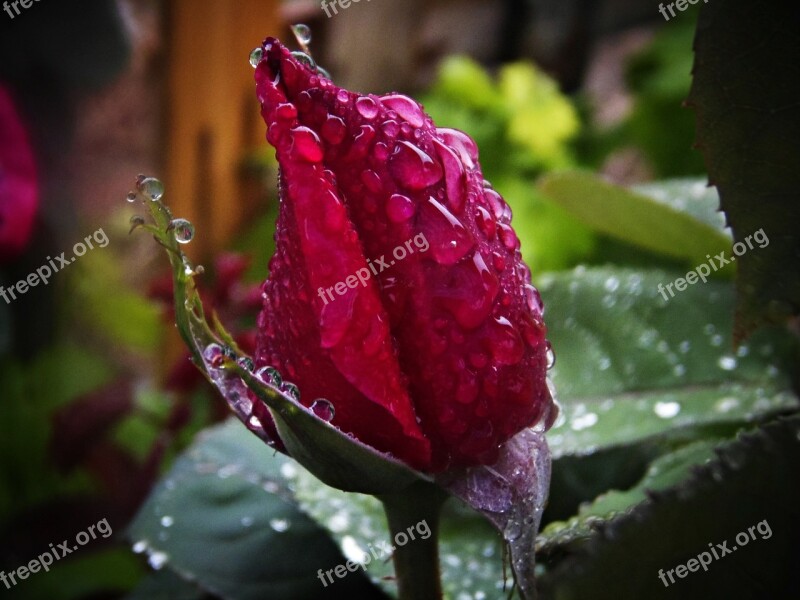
252, 39, 555, 472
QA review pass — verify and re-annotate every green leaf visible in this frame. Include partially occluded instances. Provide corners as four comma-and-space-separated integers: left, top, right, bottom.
538, 172, 731, 267
688, 0, 800, 338
127, 420, 383, 600
538, 439, 720, 554
538, 416, 800, 600
541, 267, 798, 459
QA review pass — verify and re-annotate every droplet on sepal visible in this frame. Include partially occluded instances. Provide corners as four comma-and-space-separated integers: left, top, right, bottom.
256, 365, 283, 387
168, 218, 195, 244
281, 381, 301, 401
237, 356, 255, 372
136, 176, 164, 201
249, 47, 263, 68
311, 399, 335, 421
291, 23, 312, 47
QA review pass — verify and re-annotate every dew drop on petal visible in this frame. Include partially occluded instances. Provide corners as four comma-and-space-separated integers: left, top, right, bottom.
379, 94, 424, 127
386, 193, 416, 223
291, 51, 316, 70
289, 126, 324, 162
355, 97, 379, 119
389, 142, 443, 190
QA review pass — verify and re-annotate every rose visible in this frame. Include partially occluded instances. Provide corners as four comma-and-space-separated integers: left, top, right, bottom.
0, 86, 38, 263
251, 39, 555, 472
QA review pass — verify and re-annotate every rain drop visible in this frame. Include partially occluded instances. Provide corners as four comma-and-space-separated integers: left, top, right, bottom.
654, 401, 681, 419
126, 191, 137, 203
148, 551, 169, 570
311, 399, 335, 421
249, 46, 263, 68
203, 343, 226, 368
291, 51, 316, 70
169, 218, 195, 244
718, 356, 737, 371
291, 23, 312, 46
129, 215, 145, 233
281, 381, 301, 401
269, 518, 290, 532
355, 97, 379, 120
236, 356, 255, 372
160, 516, 174, 528
137, 176, 164, 201
545, 341, 556, 370
256, 366, 283, 387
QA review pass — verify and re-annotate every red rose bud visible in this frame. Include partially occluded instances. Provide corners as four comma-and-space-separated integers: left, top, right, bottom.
0, 86, 38, 263
252, 39, 555, 472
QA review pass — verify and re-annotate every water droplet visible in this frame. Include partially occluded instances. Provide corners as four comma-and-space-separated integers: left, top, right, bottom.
355, 97, 379, 119
570, 412, 598, 431
136, 176, 164, 201
420, 197, 473, 264
289, 126, 323, 162
291, 23, 312, 46
336, 89, 349, 104
386, 193, 416, 222
203, 343, 226, 368
269, 518, 290, 533
249, 46, 263, 68
126, 191, 137, 203
654, 401, 681, 418
486, 317, 524, 365
281, 381, 301, 401
241, 516, 255, 528
545, 341, 556, 370
436, 128, 478, 169
169, 218, 195, 244
132, 540, 147, 554
389, 142, 443, 190
718, 355, 737, 370
379, 94, 424, 127
321, 115, 346, 144
160, 516, 174, 528
291, 51, 316, 70
311, 399, 335, 421
236, 356, 254, 372
256, 366, 283, 387
148, 551, 169, 570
